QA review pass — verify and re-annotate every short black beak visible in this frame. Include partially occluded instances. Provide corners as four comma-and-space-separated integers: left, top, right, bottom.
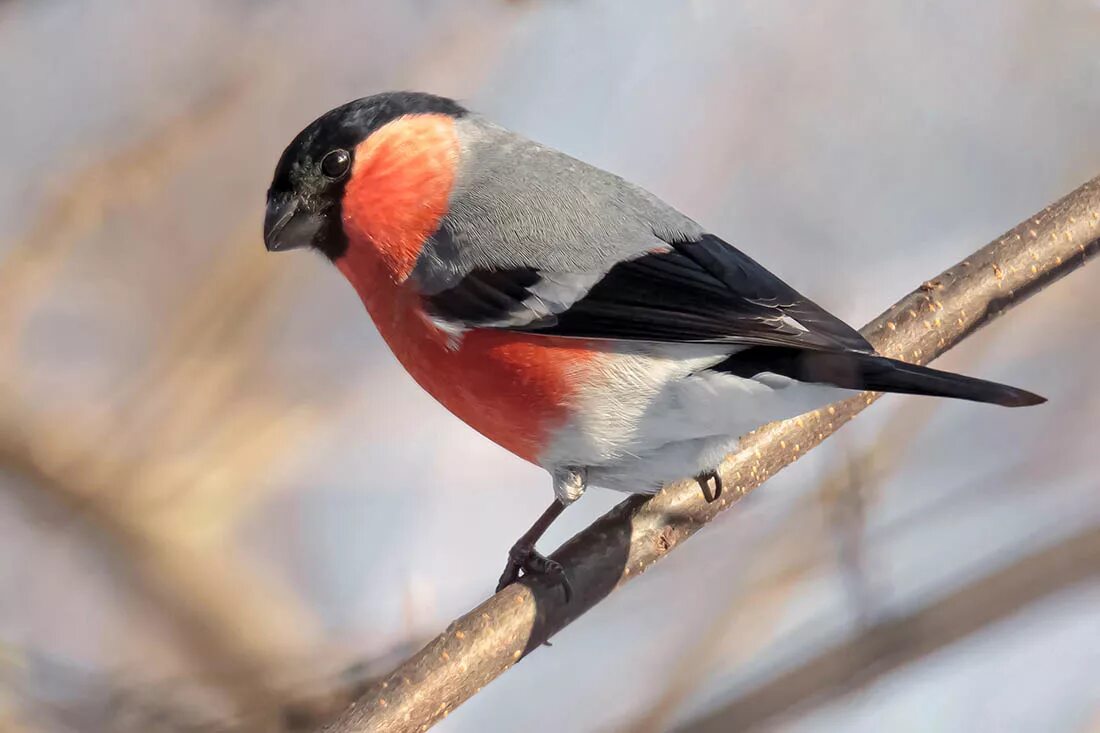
264, 195, 323, 252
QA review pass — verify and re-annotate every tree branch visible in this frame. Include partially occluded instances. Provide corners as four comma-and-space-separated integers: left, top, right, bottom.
321, 176, 1100, 733
675, 521, 1100, 732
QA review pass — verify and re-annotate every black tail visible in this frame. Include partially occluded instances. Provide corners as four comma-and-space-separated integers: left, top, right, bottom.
714, 346, 1046, 407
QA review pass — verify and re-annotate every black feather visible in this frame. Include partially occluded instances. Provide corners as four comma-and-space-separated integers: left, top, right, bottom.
714, 346, 1045, 407
424, 234, 875, 352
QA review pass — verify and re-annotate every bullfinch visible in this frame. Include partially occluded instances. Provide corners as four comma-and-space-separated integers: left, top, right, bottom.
264, 91, 1044, 599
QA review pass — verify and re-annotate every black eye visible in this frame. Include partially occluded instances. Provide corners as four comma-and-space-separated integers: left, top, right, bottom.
320, 149, 351, 180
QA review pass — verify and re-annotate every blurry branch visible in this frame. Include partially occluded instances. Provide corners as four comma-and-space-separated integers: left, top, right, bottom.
0, 233, 324, 727
818, 356, 959, 625
0, 79, 243, 358
0, 646, 219, 733
0, 690, 31, 733
278, 637, 436, 733
625, 540, 806, 733
825, 452, 876, 620
1085, 707, 1100, 733
0, 422, 289, 732
0, 83, 325, 730
676, 521, 1100, 732
322, 175, 1100, 733
0, 637, 432, 733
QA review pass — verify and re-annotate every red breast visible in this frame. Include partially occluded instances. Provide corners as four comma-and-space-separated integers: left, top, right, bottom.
334, 114, 594, 463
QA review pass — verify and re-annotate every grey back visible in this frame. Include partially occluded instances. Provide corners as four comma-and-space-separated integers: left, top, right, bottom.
408, 116, 703, 294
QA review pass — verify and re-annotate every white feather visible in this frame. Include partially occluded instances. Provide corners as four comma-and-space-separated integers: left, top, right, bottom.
539, 343, 850, 494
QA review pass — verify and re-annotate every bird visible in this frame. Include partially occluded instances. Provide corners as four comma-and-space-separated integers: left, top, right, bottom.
264, 91, 1044, 600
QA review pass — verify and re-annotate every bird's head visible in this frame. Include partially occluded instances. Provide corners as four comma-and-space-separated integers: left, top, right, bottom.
264, 92, 467, 269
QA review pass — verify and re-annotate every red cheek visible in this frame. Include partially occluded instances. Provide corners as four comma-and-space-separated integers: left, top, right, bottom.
340, 114, 458, 282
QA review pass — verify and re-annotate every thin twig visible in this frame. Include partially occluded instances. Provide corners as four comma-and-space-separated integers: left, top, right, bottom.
321, 176, 1100, 733
675, 521, 1100, 732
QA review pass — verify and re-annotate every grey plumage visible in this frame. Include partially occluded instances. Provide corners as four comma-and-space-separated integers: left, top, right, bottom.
410, 116, 703, 294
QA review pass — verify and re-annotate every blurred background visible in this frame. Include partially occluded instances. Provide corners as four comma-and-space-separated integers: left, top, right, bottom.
1, 1, 1099, 731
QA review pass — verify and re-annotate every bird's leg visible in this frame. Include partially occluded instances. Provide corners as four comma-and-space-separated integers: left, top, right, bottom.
696, 469, 723, 503
496, 499, 573, 602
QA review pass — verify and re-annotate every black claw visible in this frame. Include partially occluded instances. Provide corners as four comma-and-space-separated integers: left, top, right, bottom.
558, 569, 574, 604
495, 562, 521, 594
496, 545, 573, 603
696, 470, 723, 503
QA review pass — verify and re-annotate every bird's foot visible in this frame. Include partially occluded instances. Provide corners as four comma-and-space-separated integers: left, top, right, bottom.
696, 470, 723, 503
496, 543, 573, 603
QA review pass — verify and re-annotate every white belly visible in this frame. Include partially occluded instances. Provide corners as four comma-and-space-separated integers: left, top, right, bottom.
539, 342, 849, 497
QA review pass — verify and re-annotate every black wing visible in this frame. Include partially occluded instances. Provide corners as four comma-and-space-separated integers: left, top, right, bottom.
420, 235, 1048, 407
422, 234, 873, 353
